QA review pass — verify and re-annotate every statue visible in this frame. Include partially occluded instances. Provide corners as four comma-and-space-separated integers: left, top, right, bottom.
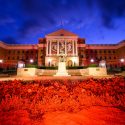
60, 56, 65, 62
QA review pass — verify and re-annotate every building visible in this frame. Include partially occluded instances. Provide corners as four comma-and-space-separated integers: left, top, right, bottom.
0, 29, 125, 69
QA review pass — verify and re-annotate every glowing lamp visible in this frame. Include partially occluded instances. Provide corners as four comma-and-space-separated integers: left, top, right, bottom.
120, 58, 124, 63
48, 58, 52, 63
18, 61, 25, 68
30, 59, 34, 63
101, 63, 105, 67
90, 59, 94, 63
99, 60, 106, 67
0, 59, 3, 63
72, 57, 77, 63
18, 63, 24, 68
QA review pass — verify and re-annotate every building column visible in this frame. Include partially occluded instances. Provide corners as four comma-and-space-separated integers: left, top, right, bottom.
74, 41, 76, 56
65, 40, 67, 55
75, 40, 78, 56
48, 41, 49, 55
46, 40, 48, 56
50, 40, 52, 56
57, 40, 59, 55
72, 40, 75, 56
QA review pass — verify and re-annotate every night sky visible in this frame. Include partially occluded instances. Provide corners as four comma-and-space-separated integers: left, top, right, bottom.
0, 0, 125, 44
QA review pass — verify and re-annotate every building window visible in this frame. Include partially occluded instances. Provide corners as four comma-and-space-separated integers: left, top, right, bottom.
81, 55, 84, 58
86, 50, 88, 53
109, 57, 111, 59
26, 51, 29, 53
95, 50, 97, 53
108, 50, 111, 53
95, 57, 98, 60
86, 56, 89, 59
100, 56, 102, 60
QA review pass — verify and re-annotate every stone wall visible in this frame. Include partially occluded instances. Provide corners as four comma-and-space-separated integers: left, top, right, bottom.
17, 68, 37, 76
17, 67, 107, 77
87, 67, 107, 76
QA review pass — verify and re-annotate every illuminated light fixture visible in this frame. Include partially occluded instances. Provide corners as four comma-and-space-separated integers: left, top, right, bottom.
48, 58, 52, 62
99, 62, 106, 67
99, 60, 106, 68
18, 61, 25, 68
90, 59, 94, 63
120, 58, 124, 63
101, 63, 105, 67
0, 59, 3, 63
30, 59, 34, 63
18, 63, 24, 68
72, 57, 77, 63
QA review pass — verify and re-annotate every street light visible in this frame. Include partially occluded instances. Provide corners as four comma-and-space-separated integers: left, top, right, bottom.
30, 59, 34, 63
0, 59, 3, 70
120, 58, 125, 71
90, 59, 94, 63
48, 58, 52, 63
48, 58, 52, 66
99, 60, 106, 68
72, 57, 77, 66
120, 58, 124, 63
0, 59, 3, 63
18, 61, 25, 68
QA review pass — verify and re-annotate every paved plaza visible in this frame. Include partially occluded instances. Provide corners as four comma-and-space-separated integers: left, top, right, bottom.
0, 75, 114, 81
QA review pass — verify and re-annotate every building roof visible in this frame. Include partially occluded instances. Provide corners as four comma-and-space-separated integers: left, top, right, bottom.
46, 29, 78, 37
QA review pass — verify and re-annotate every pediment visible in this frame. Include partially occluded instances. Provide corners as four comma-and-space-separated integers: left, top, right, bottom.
46, 29, 78, 37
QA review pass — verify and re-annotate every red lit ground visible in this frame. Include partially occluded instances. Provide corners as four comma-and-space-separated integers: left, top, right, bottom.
0, 76, 125, 125
0, 75, 113, 81
1, 106, 125, 125
43, 107, 125, 125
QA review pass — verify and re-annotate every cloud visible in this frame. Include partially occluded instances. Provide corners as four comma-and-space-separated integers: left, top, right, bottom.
97, 0, 125, 28
0, 0, 125, 44
0, 16, 15, 26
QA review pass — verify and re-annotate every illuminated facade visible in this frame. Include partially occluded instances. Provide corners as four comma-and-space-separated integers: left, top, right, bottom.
0, 29, 125, 69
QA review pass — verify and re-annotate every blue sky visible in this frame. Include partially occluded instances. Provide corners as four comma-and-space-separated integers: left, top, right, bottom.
0, 0, 125, 44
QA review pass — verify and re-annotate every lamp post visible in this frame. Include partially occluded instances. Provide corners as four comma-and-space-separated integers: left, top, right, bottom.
72, 57, 77, 66
0, 59, 3, 63
120, 58, 124, 70
90, 59, 94, 63
120, 58, 124, 63
48, 58, 52, 67
0, 59, 3, 72
30, 59, 34, 63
